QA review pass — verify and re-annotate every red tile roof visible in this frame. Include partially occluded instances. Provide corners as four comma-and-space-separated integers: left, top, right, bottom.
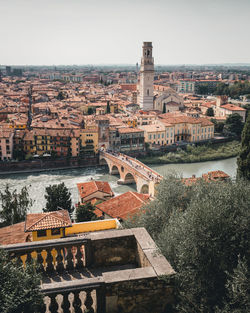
220, 104, 246, 111
25, 210, 72, 232
77, 181, 113, 199
0, 222, 30, 245
95, 191, 150, 220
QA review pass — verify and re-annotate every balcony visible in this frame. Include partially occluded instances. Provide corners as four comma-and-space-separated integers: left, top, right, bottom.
1, 228, 175, 313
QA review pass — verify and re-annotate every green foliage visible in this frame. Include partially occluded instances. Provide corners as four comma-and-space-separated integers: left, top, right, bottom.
87, 107, 94, 115
206, 107, 214, 117
43, 182, 73, 214
76, 202, 98, 222
224, 113, 244, 137
196, 83, 217, 95
56, 91, 67, 100
214, 81, 250, 99
163, 103, 166, 114
0, 250, 43, 313
106, 101, 111, 114
0, 185, 33, 227
216, 257, 250, 313
237, 114, 250, 180
211, 119, 225, 133
140, 141, 240, 164
126, 178, 250, 312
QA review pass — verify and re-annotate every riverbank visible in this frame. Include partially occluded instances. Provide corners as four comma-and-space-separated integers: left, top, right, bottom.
139, 140, 240, 165
0, 156, 99, 175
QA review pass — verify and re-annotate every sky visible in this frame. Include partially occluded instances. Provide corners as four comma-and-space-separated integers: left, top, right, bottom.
0, 0, 250, 65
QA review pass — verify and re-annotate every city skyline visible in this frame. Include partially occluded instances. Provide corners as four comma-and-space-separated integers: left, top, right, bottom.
1, 0, 250, 65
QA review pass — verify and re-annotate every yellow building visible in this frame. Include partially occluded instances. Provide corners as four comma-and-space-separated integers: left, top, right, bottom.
110, 102, 118, 114
139, 123, 173, 146
24, 209, 119, 242
80, 126, 99, 155
24, 210, 72, 241
159, 113, 214, 143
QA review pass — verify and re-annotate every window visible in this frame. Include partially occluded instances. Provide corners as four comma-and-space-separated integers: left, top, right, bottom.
37, 229, 47, 237
149, 134, 152, 139
51, 228, 61, 236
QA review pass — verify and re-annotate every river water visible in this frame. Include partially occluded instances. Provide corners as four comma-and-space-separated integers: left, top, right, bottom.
0, 157, 237, 213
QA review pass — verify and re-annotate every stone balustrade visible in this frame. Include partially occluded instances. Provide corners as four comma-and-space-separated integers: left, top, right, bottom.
2, 236, 90, 274
42, 277, 105, 313
1, 228, 176, 313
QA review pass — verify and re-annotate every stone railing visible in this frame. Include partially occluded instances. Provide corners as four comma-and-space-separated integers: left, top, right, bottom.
42, 277, 105, 313
2, 236, 90, 275
1, 228, 176, 313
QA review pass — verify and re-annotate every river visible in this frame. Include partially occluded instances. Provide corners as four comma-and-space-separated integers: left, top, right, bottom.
0, 157, 237, 213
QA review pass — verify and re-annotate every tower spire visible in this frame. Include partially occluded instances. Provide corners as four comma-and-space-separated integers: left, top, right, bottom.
138, 42, 154, 111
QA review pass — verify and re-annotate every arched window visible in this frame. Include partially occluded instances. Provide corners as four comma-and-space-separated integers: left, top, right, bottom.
147, 89, 149, 96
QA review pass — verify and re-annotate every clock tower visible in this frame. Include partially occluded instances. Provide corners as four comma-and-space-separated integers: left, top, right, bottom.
139, 42, 154, 111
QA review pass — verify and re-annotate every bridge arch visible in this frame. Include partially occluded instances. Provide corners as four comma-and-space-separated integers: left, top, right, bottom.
99, 157, 108, 166
124, 172, 136, 184
140, 184, 149, 194
111, 165, 120, 176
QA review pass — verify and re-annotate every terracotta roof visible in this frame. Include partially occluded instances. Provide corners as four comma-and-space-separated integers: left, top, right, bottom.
25, 210, 72, 232
118, 127, 143, 134
95, 191, 150, 220
220, 104, 246, 111
202, 170, 229, 181
77, 181, 113, 199
0, 222, 30, 245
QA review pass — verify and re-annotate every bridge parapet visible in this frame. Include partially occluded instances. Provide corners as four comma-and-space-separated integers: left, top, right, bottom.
99, 151, 162, 197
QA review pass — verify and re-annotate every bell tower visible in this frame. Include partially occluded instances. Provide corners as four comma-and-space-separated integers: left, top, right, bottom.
139, 42, 154, 111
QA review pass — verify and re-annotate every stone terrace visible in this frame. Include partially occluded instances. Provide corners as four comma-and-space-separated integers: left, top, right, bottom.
1, 228, 175, 313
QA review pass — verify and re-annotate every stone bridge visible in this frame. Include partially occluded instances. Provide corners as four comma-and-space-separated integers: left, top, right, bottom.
99, 151, 163, 197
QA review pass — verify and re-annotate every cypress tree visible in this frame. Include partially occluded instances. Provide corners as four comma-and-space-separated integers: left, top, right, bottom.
106, 101, 111, 114
162, 103, 166, 114
237, 114, 250, 180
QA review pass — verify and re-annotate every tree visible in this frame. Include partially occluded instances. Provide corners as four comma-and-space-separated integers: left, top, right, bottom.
211, 119, 224, 133
216, 257, 249, 313
76, 202, 98, 222
162, 103, 166, 114
0, 250, 43, 313
237, 114, 250, 180
106, 101, 111, 114
206, 107, 214, 117
224, 113, 244, 136
56, 91, 67, 100
126, 177, 250, 313
43, 182, 73, 214
0, 185, 33, 227
87, 107, 94, 115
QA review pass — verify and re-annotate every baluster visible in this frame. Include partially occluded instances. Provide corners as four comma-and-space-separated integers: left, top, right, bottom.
46, 248, 55, 273
73, 290, 82, 313
49, 294, 58, 313
75, 245, 84, 270
62, 293, 71, 313
36, 250, 45, 273
66, 246, 74, 271
56, 247, 64, 274
15, 253, 23, 267
26, 251, 32, 264
84, 289, 94, 313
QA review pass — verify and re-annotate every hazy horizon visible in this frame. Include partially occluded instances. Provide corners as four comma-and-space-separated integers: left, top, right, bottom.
1, 0, 250, 66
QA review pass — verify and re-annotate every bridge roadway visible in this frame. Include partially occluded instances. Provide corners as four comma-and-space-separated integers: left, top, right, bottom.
99, 150, 163, 197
